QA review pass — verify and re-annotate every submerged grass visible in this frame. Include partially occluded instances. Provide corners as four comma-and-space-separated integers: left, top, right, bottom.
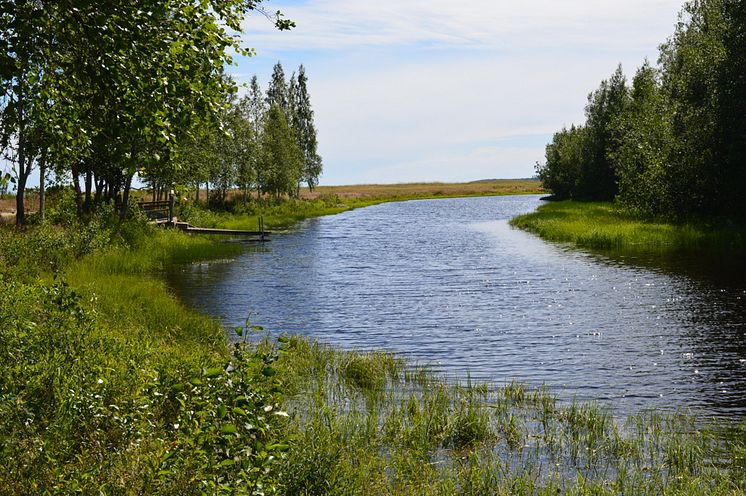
510, 200, 746, 254
274, 337, 746, 495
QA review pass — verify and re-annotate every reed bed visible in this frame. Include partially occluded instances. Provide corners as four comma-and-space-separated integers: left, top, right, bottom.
275, 337, 746, 495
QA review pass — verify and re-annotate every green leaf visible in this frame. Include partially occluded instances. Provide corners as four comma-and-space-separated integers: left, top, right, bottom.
220, 424, 237, 435
203, 367, 222, 378
267, 443, 290, 452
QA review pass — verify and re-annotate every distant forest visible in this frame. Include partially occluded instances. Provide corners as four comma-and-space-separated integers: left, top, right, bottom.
537, 0, 745, 221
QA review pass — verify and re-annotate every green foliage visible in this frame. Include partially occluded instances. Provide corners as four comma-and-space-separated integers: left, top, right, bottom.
611, 62, 674, 217
0, 218, 289, 494
290, 65, 323, 191
578, 65, 630, 200
538, 0, 746, 222
0, 0, 293, 224
537, 125, 585, 200
173, 61, 323, 206
258, 105, 304, 199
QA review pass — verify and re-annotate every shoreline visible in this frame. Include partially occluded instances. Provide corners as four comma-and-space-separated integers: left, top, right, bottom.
510, 199, 746, 255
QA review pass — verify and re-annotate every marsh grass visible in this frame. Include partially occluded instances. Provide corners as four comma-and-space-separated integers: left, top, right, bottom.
275, 337, 746, 495
510, 200, 746, 254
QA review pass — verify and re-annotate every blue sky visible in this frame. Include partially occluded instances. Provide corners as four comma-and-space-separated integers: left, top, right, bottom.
236, 0, 685, 185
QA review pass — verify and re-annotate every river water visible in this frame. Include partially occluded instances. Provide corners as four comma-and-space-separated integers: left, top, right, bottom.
167, 195, 746, 418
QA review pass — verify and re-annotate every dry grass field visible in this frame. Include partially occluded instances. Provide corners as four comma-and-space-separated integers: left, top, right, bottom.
300, 179, 544, 200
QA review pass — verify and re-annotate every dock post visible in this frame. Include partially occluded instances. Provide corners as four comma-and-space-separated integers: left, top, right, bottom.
259, 216, 265, 241
169, 193, 175, 226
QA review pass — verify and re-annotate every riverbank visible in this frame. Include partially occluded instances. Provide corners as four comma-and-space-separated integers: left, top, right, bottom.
510, 200, 746, 254
0, 220, 292, 493
180, 179, 545, 231
1, 199, 745, 493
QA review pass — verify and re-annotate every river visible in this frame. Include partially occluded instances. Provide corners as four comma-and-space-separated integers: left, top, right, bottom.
167, 195, 746, 418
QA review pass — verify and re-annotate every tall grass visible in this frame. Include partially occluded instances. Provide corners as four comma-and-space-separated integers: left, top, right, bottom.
510, 200, 746, 253
274, 337, 746, 495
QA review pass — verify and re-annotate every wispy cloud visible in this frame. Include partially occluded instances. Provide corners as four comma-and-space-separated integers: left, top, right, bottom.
248, 0, 682, 52
238, 0, 684, 184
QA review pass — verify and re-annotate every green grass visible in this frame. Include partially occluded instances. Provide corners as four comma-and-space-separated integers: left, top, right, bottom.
273, 337, 746, 495
0, 220, 288, 494
510, 200, 746, 253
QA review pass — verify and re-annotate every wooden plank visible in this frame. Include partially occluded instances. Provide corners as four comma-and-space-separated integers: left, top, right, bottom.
183, 226, 271, 236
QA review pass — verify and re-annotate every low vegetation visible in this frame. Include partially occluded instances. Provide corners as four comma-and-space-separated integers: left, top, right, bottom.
0, 214, 289, 494
510, 200, 746, 254
179, 179, 544, 231
1, 200, 745, 493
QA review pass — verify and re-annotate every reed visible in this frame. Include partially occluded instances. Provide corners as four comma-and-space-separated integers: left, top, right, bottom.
274, 336, 746, 495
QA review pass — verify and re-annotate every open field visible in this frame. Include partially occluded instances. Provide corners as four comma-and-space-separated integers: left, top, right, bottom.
299, 179, 544, 200
1, 180, 543, 226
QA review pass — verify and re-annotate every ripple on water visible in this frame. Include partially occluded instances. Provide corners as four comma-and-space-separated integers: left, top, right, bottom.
167, 195, 746, 419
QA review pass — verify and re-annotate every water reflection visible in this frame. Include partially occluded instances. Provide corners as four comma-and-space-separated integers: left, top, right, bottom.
166, 195, 746, 418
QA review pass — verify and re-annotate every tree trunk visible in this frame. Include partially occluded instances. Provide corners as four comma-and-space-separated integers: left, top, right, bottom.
195, 182, 200, 203
120, 174, 133, 218
15, 165, 28, 227
15, 88, 28, 227
71, 163, 83, 215
84, 170, 93, 212
39, 149, 46, 222
94, 175, 104, 204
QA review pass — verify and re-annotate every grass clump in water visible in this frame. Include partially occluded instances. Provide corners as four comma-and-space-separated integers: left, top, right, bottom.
274, 336, 746, 495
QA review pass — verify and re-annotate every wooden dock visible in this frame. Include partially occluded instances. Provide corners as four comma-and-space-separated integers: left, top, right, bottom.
138, 198, 270, 241
173, 221, 270, 241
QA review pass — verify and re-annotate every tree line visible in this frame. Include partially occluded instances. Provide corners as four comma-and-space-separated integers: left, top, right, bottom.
537, 0, 745, 221
167, 62, 323, 206
0, 0, 294, 226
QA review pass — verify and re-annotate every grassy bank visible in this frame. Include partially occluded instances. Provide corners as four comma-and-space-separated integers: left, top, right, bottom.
0, 219, 290, 494
510, 200, 746, 253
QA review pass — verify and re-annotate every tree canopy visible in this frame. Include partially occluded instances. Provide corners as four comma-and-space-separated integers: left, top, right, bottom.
0, 0, 294, 224
536, 0, 746, 221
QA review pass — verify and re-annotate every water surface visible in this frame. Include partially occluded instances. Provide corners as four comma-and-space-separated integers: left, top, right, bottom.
167, 195, 746, 417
